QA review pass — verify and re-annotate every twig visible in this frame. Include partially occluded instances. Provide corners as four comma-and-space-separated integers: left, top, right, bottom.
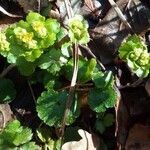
28, 80, 36, 104
64, 0, 74, 18
0, 64, 16, 78
0, 6, 22, 18
119, 0, 133, 31
118, 78, 143, 89
60, 44, 79, 136
37, 0, 41, 13
60, 0, 77, 138
108, 0, 132, 30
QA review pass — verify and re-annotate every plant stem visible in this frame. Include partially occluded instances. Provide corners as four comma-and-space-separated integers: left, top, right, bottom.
0, 64, 16, 78
28, 80, 36, 104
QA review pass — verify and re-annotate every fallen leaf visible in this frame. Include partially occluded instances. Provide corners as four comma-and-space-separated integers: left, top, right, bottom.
115, 88, 129, 150
62, 129, 100, 150
125, 124, 150, 150
0, 104, 14, 128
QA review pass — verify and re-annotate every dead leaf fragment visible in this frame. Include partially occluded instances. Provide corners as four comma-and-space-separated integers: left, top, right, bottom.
125, 124, 150, 150
62, 129, 100, 150
0, 104, 14, 128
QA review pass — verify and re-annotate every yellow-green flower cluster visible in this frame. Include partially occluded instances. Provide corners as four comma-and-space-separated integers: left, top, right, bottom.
0, 12, 61, 63
31, 21, 47, 38
14, 27, 37, 49
119, 35, 150, 77
0, 33, 10, 51
68, 15, 90, 44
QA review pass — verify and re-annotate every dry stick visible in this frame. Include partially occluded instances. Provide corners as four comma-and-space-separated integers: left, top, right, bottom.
37, 0, 41, 13
0, 64, 16, 78
0, 6, 22, 18
28, 80, 36, 104
119, 0, 132, 31
60, 44, 79, 137
60, 0, 78, 138
108, 0, 132, 30
64, 0, 74, 18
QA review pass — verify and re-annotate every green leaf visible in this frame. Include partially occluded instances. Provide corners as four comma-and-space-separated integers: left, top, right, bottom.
16, 57, 36, 76
47, 139, 61, 150
19, 142, 37, 150
64, 57, 97, 83
95, 120, 106, 134
103, 113, 114, 127
37, 90, 80, 127
88, 87, 117, 113
61, 42, 71, 58
36, 127, 61, 150
45, 18, 60, 34
0, 78, 16, 103
39, 33, 56, 48
37, 49, 62, 69
78, 58, 97, 83
36, 127, 52, 143
92, 71, 114, 89
26, 12, 45, 24
0, 120, 33, 148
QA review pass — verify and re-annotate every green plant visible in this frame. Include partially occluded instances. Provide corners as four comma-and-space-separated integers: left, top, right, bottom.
37, 57, 117, 127
0, 11, 117, 148
0, 120, 37, 150
119, 35, 150, 77
95, 113, 115, 134
36, 127, 61, 150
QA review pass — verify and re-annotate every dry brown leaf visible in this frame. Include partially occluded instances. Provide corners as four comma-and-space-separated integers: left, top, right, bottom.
125, 124, 150, 150
115, 89, 129, 150
62, 129, 100, 150
0, 104, 14, 128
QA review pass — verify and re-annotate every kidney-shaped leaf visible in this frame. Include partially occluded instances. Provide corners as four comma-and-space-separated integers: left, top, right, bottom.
88, 87, 117, 113
36, 90, 80, 127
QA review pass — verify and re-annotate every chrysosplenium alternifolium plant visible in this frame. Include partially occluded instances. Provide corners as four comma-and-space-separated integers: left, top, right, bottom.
0, 12, 90, 76
119, 35, 150, 77
68, 15, 90, 44
0, 12, 117, 128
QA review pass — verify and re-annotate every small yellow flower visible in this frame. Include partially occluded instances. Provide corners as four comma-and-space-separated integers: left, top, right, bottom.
32, 21, 47, 38
14, 27, 34, 43
0, 33, 10, 51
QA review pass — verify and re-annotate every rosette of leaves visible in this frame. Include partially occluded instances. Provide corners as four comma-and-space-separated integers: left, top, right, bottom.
119, 35, 150, 77
68, 15, 90, 44
0, 120, 37, 150
0, 12, 63, 76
